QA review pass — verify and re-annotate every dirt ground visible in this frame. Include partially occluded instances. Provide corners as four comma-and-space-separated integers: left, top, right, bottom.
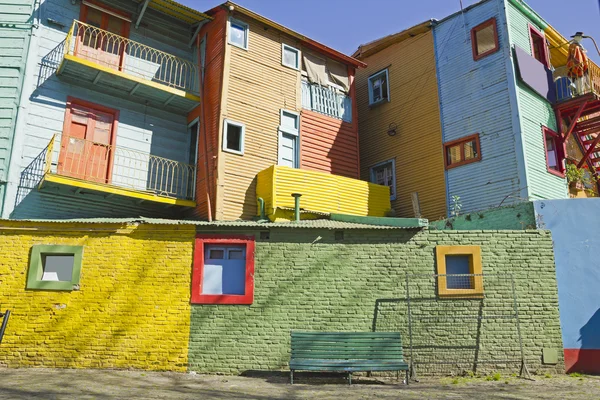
0, 368, 598, 399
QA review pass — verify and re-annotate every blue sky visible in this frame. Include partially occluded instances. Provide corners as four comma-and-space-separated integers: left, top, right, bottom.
183, 0, 600, 63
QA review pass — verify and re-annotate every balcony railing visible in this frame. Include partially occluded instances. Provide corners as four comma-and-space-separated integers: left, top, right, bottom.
44, 134, 196, 201
554, 62, 600, 103
301, 80, 352, 122
65, 20, 199, 94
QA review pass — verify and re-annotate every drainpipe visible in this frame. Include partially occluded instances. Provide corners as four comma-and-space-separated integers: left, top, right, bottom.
256, 197, 266, 220
0, 310, 10, 346
291, 193, 302, 222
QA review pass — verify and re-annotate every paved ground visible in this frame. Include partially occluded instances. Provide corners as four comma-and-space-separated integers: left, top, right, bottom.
0, 368, 598, 399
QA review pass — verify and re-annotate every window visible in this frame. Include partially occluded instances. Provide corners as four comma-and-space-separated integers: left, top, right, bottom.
471, 18, 499, 60
370, 159, 396, 200
278, 110, 300, 168
435, 245, 483, 298
543, 127, 565, 177
228, 18, 249, 50
443, 134, 481, 169
26, 245, 84, 291
368, 69, 389, 105
222, 119, 245, 155
529, 24, 549, 67
282, 44, 300, 70
191, 235, 255, 304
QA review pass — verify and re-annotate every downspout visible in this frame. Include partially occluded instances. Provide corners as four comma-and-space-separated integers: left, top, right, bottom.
291, 193, 302, 222
256, 197, 266, 220
0, 0, 38, 218
197, 33, 213, 221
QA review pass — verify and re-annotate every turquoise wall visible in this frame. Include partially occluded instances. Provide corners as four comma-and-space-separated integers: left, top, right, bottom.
505, 1, 569, 200
430, 201, 536, 230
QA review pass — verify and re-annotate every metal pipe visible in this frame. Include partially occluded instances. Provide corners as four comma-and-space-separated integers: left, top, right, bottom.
257, 197, 266, 220
0, 310, 11, 346
291, 193, 302, 222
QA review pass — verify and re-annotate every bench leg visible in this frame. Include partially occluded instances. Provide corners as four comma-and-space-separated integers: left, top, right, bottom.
290, 369, 294, 385
348, 372, 352, 385
405, 369, 409, 385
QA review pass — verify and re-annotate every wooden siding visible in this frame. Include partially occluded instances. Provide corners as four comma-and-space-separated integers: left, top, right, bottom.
506, 2, 568, 200
188, 10, 227, 220
0, 0, 34, 213
300, 109, 359, 179
434, 0, 522, 216
4, 0, 195, 219
218, 12, 302, 220
356, 30, 446, 220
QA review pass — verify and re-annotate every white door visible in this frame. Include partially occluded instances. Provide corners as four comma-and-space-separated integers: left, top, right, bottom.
278, 132, 298, 168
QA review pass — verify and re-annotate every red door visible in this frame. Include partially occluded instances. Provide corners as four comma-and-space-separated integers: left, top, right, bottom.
59, 101, 116, 184
75, 3, 130, 71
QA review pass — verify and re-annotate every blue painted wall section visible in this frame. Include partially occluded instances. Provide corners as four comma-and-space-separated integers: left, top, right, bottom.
433, 0, 524, 216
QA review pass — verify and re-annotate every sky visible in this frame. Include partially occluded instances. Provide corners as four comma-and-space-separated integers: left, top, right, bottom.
182, 0, 600, 64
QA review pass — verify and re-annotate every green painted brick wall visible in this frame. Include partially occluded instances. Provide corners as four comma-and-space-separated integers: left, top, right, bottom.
430, 202, 536, 230
189, 228, 564, 375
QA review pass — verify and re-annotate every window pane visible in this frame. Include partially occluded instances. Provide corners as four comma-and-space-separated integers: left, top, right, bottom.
202, 245, 246, 295
447, 144, 462, 165
370, 72, 387, 103
445, 255, 473, 289
464, 140, 478, 160
230, 23, 247, 48
281, 111, 298, 131
279, 132, 297, 168
283, 46, 298, 68
373, 162, 394, 196
546, 136, 558, 169
476, 24, 496, 55
42, 254, 75, 282
228, 249, 245, 260
226, 124, 242, 152
208, 249, 225, 259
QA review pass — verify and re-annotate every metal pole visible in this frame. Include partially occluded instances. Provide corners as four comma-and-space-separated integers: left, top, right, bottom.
291, 193, 302, 222
510, 275, 531, 379
406, 272, 415, 381
0, 310, 10, 346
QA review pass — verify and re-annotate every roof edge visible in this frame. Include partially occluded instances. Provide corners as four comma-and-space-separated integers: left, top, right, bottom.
352, 20, 434, 60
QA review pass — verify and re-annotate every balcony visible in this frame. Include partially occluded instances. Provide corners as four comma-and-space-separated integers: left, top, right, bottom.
301, 81, 352, 122
554, 62, 600, 103
37, 134, 196, 207
57, 20, 200, 115
256, 165, 390, 221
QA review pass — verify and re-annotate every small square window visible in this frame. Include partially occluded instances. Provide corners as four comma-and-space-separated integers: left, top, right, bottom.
228, 18, 248, 50
444, 134, 481, 169
192, 235, 255, 305
370, 159, 396, 200
282, 44, 300, 70
529, 24, 549, 67
27, 245, 84, 291
471, 18, 499, 60
368, 69, 389, 105
436, 246, 483, 298
223, 119, 245, 155
543, 127, 565, 177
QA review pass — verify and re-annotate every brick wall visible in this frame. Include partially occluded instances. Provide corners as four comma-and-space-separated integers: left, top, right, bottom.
189, 227, 564, 375
0, 222, 195, 371
430, 202, 536, 230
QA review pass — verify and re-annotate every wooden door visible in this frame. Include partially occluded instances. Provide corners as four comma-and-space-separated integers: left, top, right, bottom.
59, 103, 115, 184
76, 4, 129, 71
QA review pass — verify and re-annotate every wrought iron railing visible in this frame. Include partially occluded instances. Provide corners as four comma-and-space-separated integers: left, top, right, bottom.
44, 134, 196, 201
65, 20, 199, 94
301, 80, 352, 122
554, 61, 600, 102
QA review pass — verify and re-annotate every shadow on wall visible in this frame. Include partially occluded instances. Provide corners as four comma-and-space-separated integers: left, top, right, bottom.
570, 308, 600, 374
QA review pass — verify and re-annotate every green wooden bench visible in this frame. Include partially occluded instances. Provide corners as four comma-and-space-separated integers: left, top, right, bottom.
289, 331, 409, 384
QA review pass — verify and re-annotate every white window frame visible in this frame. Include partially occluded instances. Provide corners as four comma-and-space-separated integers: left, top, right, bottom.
228, 17, 249, 50
222, 119, 245, 155
282, 43, 301, 70
278, 109, 300, 168
369, 159, 396, 200
368, 69, 390, 105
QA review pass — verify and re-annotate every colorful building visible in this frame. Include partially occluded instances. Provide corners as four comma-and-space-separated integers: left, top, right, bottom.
354, 0, 599, 218
1, 0, 388, 222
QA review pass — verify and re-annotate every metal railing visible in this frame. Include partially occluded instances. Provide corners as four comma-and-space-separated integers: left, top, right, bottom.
554, 62, 600, 102
301, 80, 352, 122
45, 134, 196, 201
65, 20, 199, 94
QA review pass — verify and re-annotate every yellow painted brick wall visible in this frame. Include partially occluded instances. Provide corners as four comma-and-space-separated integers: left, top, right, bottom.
0, 222, 194, 371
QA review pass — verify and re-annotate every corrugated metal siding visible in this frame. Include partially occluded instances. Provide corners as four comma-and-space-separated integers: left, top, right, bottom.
5, 0, 195, 219
435, 0, 521, 215
256, 165, 390, 220
188, 10, 227, 220
300, 109, 358, 179
220, 13, 301, 220
356, 30, 446, 220
506, 2, 568, 200
0, 0, 34, 210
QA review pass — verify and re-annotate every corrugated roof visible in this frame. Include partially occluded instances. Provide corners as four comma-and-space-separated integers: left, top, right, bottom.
0, 217, 425, 230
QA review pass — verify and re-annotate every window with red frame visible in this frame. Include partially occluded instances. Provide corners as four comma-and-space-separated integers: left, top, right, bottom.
543, 127, 565, 176
444, 134, 482, 169
471, 18, 499, 61
191, 235, 255, 305
529, 25, 549, 67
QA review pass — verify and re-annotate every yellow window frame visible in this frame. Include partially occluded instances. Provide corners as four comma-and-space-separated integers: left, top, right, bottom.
435, 245, 483, 298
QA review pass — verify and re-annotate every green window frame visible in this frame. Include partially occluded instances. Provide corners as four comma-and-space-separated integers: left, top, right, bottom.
26, 245, 84, 291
